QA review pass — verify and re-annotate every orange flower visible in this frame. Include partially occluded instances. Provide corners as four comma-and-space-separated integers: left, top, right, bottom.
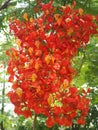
23, 13, 28, 21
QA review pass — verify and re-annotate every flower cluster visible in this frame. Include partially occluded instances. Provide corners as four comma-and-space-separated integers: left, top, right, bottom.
7, 2, 98, 128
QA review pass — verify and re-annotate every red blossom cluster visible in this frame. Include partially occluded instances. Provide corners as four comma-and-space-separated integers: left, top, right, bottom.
6, 2, 98, 128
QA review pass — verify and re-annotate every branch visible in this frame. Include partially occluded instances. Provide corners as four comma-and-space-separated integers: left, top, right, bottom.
33, 113, 37, 130
0, 0, 12, 11
63, 0, 66, 5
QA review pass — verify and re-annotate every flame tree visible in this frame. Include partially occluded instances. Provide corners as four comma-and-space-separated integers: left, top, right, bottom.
6, 1, 98, 129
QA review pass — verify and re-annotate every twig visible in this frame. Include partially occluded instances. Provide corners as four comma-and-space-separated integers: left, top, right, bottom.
0, 0, 12, 11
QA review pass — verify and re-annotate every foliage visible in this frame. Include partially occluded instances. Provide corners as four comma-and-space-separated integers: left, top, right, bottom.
85, 37, 98, 87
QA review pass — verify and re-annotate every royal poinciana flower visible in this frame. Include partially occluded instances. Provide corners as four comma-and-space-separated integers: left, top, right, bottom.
6, 2, 98, 128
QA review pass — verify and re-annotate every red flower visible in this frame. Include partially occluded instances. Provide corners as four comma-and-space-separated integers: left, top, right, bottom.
77, 118, 86, 125
7, 2, 98, 128
46, 117, 55, 128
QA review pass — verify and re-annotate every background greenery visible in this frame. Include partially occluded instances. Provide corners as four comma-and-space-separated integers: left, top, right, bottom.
0, 0, 98, 130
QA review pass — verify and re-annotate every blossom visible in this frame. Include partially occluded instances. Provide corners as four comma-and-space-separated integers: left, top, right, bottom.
7, 2, 98, 128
